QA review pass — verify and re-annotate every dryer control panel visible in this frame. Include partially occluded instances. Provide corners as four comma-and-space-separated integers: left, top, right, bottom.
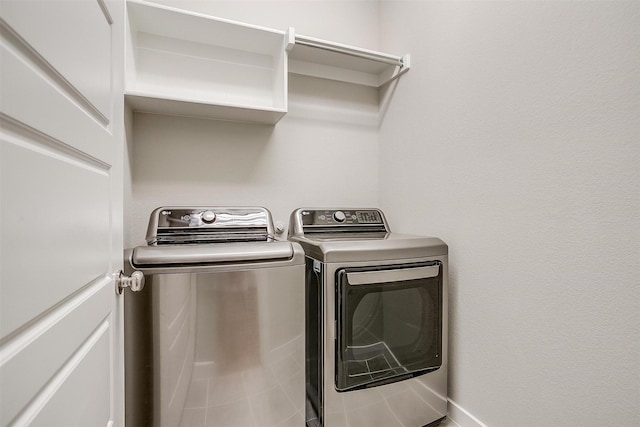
301, 209, 384, 226
286, 209, 390, 239
289, 208, 390, 237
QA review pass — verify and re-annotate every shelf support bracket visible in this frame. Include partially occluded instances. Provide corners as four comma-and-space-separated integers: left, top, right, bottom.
286, 27, 295, 52
378, 54, 411, 87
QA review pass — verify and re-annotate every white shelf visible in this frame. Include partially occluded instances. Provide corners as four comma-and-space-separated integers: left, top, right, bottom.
125, 0, 288, 124
125, 92, 287, 125
124, 1, 409, 124
288, 32, 410, 88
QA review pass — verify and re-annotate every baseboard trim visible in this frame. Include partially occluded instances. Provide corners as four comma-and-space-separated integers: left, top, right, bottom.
447, 399, 488, 427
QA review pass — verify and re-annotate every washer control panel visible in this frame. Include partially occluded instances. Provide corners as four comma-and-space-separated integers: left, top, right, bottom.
300, 209, 384, 226
147, 206, 274, 245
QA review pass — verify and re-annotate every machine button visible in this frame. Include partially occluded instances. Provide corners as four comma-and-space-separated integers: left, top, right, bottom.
201, 210, 216, 224
333, 211, 346, 223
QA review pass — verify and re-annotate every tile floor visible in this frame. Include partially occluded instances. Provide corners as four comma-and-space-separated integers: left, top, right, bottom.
179, 361, 304, 427
178, 361, 460, 427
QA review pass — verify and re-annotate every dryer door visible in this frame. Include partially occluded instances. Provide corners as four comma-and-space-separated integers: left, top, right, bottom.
335, 261, 442, 391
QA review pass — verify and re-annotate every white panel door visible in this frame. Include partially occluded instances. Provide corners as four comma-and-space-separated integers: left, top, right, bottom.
0, 0, 124, 425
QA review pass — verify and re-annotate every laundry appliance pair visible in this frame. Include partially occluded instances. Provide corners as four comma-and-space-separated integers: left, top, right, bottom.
124, 206, 447, 427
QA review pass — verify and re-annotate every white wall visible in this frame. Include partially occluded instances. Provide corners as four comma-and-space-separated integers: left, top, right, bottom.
128, 1, 381, 245
124, 104, 135, 247
147, 0, 380, 48
379, 1, 640, 426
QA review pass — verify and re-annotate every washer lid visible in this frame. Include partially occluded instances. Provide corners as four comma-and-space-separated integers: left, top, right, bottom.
130, 240, 298, 267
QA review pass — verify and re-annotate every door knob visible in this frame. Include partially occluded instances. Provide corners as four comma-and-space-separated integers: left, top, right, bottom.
116, 270, 145, 294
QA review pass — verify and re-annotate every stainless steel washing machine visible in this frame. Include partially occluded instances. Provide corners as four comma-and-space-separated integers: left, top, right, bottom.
289, 208, 448, 427
124, 207, 305, 427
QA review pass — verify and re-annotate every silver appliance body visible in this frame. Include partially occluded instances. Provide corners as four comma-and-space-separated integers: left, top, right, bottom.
289, 208, 448, 427
125, 207, 305, 427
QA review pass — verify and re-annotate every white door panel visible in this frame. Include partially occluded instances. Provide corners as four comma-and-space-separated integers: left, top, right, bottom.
1, 0, 113, 120
26, 326, 112, 427
0, 125, 111, 337
0, 281, 113, 426
0, 0, 124, 425
0, 27, 112, 162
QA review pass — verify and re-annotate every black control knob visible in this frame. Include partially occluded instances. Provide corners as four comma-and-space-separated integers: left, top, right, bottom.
333, 211, 346, 223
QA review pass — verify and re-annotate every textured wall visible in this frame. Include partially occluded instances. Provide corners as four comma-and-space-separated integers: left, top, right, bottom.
379, 1, 640, 425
